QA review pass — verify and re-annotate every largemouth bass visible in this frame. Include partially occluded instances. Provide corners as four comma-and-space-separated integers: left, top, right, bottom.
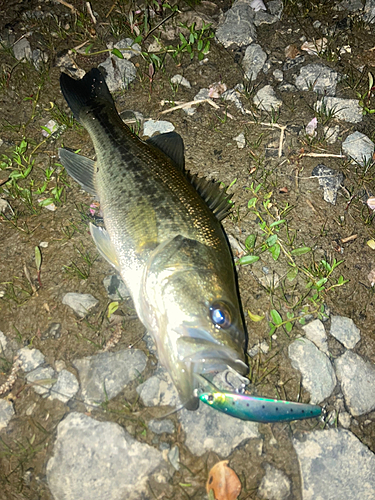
59, 68, 247, 410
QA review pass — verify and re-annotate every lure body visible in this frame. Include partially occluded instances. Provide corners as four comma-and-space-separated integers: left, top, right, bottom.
199, 390, 322, 423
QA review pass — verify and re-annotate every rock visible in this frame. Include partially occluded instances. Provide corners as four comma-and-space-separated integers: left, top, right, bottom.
337, 0, 364, 12
0, 331, 7, 351
148, 419, 174, 434
13, 37, 32, 61
46, 412, 167, 500
335, 351, 375, 416
342, 131, 375, 167
323, 124, 340, 144
288, 338, 336, 404
137, 367, 179, 407
62, 293, 99, 318
170, 74, 191, 88
316, 97, 362, 123
26, 366, 56, 396
98, 57, 136, 92
215, 2, 257, 48
273, 69, 283, 81
242, 43, 267, 80
112, 38, 141, 60
295, 64, 338, 95
32, 48, 48, 70
143, 119, 175, 137
49, 370, 79, 403
179, 402, 259, 456
254, 85, 282, 111
73, 350, 147, 406
364, 0, 375, 23
41, 322, 62, 340
0, 399, 14, 430
103, 275, 130, 300
222, 85, 246, 113
257, 464, 291, 500
293, 429, 375, 500
302, 319, 329, 354
311, 164, 344, 205
233, 132, 246, 149
339, 411, 351, 428
330, 315, 360, 349
18, 347, 45, 372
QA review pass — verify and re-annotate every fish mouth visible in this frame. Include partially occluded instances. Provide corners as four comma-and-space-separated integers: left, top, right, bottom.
176, 326, 248, 377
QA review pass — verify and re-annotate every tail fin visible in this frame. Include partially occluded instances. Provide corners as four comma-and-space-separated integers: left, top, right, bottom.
60, 68, 115, 121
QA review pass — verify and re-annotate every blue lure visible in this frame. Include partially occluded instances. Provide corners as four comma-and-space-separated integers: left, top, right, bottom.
199, 390, 322, 423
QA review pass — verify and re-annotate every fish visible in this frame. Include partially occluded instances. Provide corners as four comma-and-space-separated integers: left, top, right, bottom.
198, 386, 322, 423
59, 68, 248, 410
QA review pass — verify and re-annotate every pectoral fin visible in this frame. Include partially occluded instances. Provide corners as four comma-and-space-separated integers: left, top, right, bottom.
59, 148, 97, 197
89, 223, 120, 271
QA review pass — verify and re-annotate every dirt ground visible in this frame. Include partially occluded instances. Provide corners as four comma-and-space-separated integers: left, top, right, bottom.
0, 1, 375, 499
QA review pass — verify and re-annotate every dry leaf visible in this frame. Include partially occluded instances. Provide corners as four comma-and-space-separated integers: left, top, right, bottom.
285, 44, 300, 59
206, 461, 241, 500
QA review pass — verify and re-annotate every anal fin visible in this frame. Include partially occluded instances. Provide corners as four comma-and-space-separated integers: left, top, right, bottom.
89, 223, 120, 271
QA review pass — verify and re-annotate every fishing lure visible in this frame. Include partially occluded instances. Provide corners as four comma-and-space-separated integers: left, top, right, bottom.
199, 389, 322, 423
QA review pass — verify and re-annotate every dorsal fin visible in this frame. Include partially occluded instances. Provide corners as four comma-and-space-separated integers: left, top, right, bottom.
146, 131, 185, 170
187, 172, 233, 221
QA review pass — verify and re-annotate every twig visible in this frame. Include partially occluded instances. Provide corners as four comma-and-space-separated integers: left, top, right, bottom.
300, 153, 346, 158
54, 0, 77, 13
86, 2, 97, 24
244, 118, 287, 158
341, 234, 357, 243
143, 8, 178, 42
160, 98, 234, 119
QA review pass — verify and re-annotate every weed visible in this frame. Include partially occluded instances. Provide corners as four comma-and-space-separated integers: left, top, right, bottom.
356, 72, 375, 115
63, 243, 98, 279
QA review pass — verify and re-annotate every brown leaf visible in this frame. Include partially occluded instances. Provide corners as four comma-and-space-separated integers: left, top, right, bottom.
206, 460, 241, 500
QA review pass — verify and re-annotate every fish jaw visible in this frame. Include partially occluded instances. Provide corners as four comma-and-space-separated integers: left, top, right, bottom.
140, 235, 248, 409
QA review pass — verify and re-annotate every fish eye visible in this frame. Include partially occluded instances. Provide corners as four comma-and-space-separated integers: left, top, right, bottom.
210, 302, 231, 329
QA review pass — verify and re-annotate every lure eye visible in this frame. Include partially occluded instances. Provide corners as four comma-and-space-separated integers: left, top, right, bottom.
210, 302, 231, 329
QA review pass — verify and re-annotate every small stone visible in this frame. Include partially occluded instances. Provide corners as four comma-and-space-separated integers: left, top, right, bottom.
257, 464, 291, 500
143, 120, 175, 137
42, 120, 59, 137
167, 445, 180, 471
311, 164, 344, 205
18, 347, 45, 372
254, 85, 282, 111
112, 38, 141, 59
302, 319, 329, 353
49, 370, 79, 403
323, 125, 340, 144
0, 331, 7, 351
364, 0, 375, 23
293, 429, 375, 499
180, 402, 259, 456
288, 338, 336, 404
137, 368, 179, 407
339, 411, 351, 428
242, 43, 267, 81
335, 351, 375, 416
342, 131, 375, 167
26, 366, 56, 396
73, 350, 147, 406
222, 85, 246, 113
273, 69, 283, 81
148, 419, 174, 435
103, 275, 130, 300
62, 293, 99, 319
39, 241, 49, 248
316, 97, 362, 123
194, 88, 210, 101
46, 413, 167, 500
330, 316, 360, 349
170, 74, 191, 88
98, 57, 136, 92
13, 37, 32, 61
295, 64, 338, 96
0, 399, 14, 430
233, 133, 246, 149
215, 2, 257, 48
41, 323, 62, 340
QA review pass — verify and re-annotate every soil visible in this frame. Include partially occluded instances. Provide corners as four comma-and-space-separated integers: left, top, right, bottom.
0, 1, 375, 499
